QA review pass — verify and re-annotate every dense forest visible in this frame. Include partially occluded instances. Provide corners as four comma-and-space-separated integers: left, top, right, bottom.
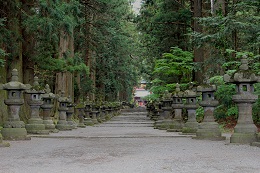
0, 0, 260, 126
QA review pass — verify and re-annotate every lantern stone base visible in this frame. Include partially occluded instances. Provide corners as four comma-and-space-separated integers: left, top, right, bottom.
230, 133, 257, 144
67, 120, 77, 129
166, 120, 184, 132
84, 118, 94, 126
43, 120, 59, 132
2, 127, 30, 140
56, 121, 73, 130
230, 124, 257, 144
153, 120, 163, 129
158, 119, 172, 130
193, 122, 225, 140
0, 133, 10, 147
43, 120, 56, 128
26, 118, 49, 134
91, 118, 99, 124
77, 122, 86, 128
26, 125, 49, 134
97, 117, 103, 123
251, 133, 260, 147
182, 122, 198, 134
105, 114, 111, 121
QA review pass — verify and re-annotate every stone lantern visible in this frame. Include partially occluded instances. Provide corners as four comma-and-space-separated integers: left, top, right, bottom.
159, 90, 173, 130
66, 97, 77, 129
154, 100, 164, 129
75, 102, 86, 128
41, 84, 58, 132
182, 86, 199, 134
84, 97, 94, 126
25, 76, 49, 134
168, 83, 184, 132
105, 103, 113, 121
89, 102, 98, 124
151, 100, 161, 121
56, 91, 72, 130
194, 82, 225, 140
101, 103, 107, 122
224, 56, 260, 144
91, 103, 99, 124
0, 69, 31, 140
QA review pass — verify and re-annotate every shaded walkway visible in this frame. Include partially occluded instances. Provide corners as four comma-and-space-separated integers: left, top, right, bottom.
1, 108, 260, 173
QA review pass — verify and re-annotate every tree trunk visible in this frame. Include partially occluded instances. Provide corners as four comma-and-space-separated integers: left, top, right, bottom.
55, 30, 74, 99
192, 0, 204, 83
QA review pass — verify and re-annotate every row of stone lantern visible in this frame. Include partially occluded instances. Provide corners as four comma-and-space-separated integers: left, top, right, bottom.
149, 83, 227, 140
0, 69, 122, 146
149, 56, 260, 145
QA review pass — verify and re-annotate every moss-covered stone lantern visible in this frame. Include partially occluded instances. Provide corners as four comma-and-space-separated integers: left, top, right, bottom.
182, 86, 199, 134
224, 56, 259, 144
91, 102, 99, 124
84, 96, 94, 126
75, 102, 86, 128
168, 83, 184, 132
56, 91, 72, 130
25, 76, 49, 134
66, 96, 77, 129
158, 90, 173, 130
0, 69, 31, 140
194, 82, 225, 140
41, 84, 58, 132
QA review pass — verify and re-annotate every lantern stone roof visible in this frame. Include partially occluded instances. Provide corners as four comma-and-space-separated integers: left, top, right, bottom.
0, 69, 31, 90
224, 56, 260, 84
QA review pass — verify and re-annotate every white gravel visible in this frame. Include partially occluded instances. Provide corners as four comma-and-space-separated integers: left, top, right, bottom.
1, 110, 260, 173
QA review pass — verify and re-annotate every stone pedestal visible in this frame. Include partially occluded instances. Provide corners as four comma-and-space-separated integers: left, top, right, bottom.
26, 77, 49, 134
67, 103, 77, 129
251, 133, 260, 147
194, 84, 225, 140
230, 101, 257, 143
168, 84, 184, 132
154, 109, 163, 128
91, 103, 99, 124
84, 111, 94, 126
0, 69, 31, 140
84, 102, 94, 126
41, 84, 58, 132
91, 111, 99, 124
76, 107, 86, 128
224, 56, 259, 144
105, 107, 113, 121
182, 89, 199, 134
159, 107, 173, 130
0, 132, 10, 147
101, 106, 107, 122
56, 92, 72, 130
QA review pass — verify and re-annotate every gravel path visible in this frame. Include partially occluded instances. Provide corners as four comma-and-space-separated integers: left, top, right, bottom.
1, 109, 260, 173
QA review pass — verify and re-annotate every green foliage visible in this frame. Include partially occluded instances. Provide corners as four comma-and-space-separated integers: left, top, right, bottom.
143, 93, 160, 102
150, 47, 193, 95
196, 106, 204, 123
154, 47, 193, 82
212, 76, 238, 121
215, 84, 236, 108
192, 0, 260, 77
136, 0, 192, 84
22, 0, 87, 75
91, 0, 140, 101
0, 18, 7, 66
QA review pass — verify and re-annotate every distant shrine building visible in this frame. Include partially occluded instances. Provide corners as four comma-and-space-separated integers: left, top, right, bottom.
133, 80, 151, 107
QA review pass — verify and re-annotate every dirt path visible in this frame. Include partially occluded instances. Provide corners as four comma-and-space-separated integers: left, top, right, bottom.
1, 109, 260, 173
